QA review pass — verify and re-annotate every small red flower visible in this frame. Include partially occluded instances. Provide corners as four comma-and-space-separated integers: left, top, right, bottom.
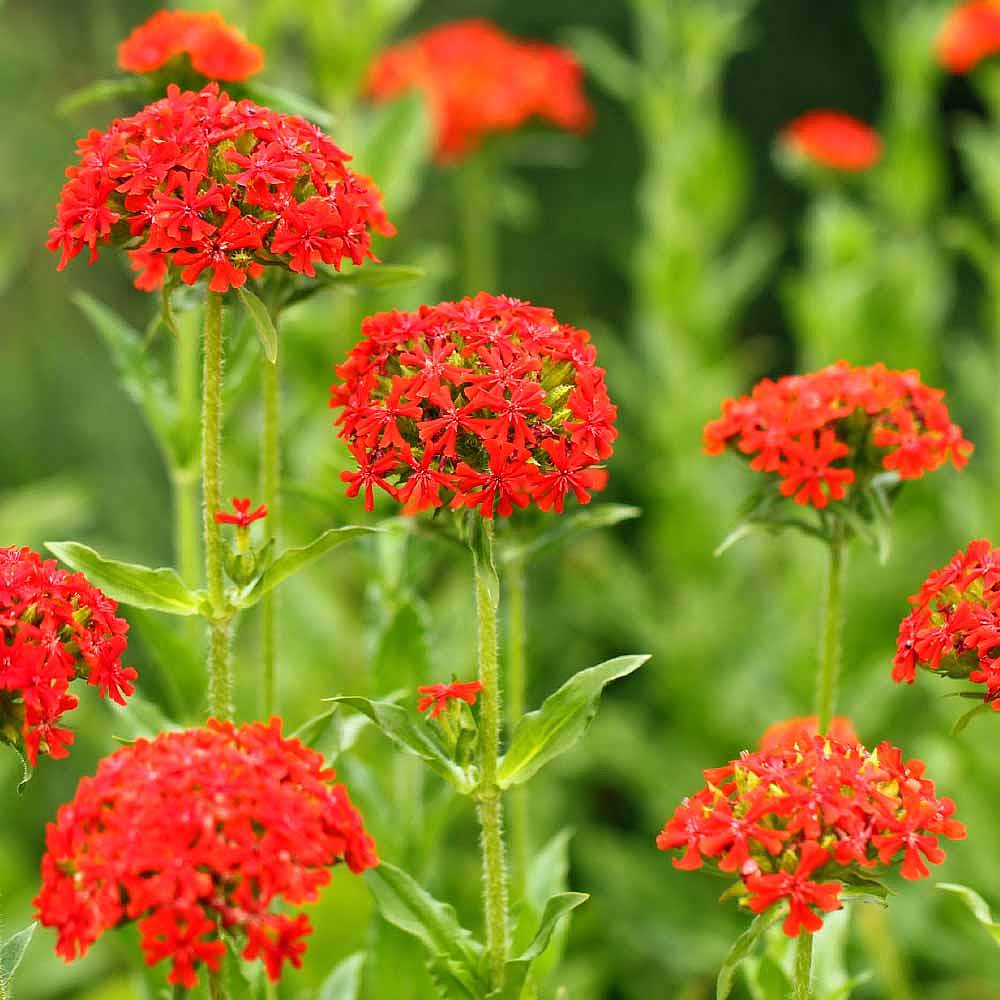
367, 19, 593, 162
118, 10, 264, 82
417, 680, 483, 718
758, 715, 859, 752
35, 719, 377, 987
781, 111, 882, 172
937, 1, 1000, 73
215, 497, 269, 528
745, 842, 843, 936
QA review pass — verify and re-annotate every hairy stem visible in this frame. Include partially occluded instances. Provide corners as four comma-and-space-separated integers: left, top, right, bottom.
793, 932, 814, 1000
261, 350, 280, 717
815, 520, 848, 733
505, 554, 529, 896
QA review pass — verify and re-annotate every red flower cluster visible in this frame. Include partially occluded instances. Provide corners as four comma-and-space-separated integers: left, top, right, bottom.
330, 293, 616, 518
35, 719, 377, 988
657, 732, 964, 937
418, 680, 482, 718
780, 111, 882, 172
704, 361, 972, 509
893, 539, 1000, 707
118, 9, 264, 82
937, 1, 1000, 73
215, 496, 268, 528
367, 19, 593, 162
758, 715, 858, 752
0, 546, 135, 765
48, 84, 395, 293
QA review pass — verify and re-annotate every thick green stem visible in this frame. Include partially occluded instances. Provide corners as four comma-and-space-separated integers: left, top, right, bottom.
456, 151, 498, 295
474, 521, 509, 990
815, 521, 848, 733
202, 291, 232, 722
260, 351, 280, 717
506, 555, 529, 896
793, 932, 814, 1000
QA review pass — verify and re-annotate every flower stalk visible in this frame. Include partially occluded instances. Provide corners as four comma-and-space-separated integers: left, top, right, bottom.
261, 349, 280, 717
816, 518, 848, 733
505, 553, 530, 894
793, 931, 814, 1000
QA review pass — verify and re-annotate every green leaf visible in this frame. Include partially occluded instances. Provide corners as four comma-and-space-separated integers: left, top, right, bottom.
244, 82, 335, 129
237, 286, 278, 364
939, 883, 1000, 946
0, 922, 37, 988
318, 952, 366, 1000
318, 263, 425, 290
365, 863, 485, 996
498, 655, 649, 788
562, 28, 638, 100
328, 697, 475, 792
58, 77, 147, 115
108, 692, 180, 743
500, 505, 641, 565
235, 526, 378, 608
373, 601, 432, 693
717, 906, 788, 1000
45, 541, 205, 616
950, 700, 992, 736
0, 738, 32, 795
744, 953, 790, 1000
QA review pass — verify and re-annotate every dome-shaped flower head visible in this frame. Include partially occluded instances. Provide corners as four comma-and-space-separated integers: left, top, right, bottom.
780, 111, 883, 172
35, 719, 377, 988
704, 361, 971, 511
48, 84, 395, 293
0, 546, 135, 765
118, 9, 264, 83
937, 2, 1000, 73
893, 539, 1000, 710
367, 19, 593, 162
657, 731, 964, 937
330, 293, 617, 518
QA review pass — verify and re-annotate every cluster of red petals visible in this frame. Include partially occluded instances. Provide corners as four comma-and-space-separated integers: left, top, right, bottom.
118, 9, 264, 82
704, 361, 972, 510
0, 546, 135, 765
215, 496, 268, 528
417, 680, 483, 718
367, 19, 593, 162
893, 539, 1000, 707
781, 111, 882, 172
48, 84, 395, 293
758, 715, 858, 752
35, 719, 377, 989
330, 293, 616, 518
657, 732, 964, 937
937, 1, 1000, 73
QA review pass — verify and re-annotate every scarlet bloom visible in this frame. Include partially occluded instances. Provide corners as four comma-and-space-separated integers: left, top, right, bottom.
330, 293, 617, 518
0, 546, 135, 765
781, 111, 882, 172
118, 9, 264, 82
215, 497, 268, 528
367, 19, 593, 162
49, 84, 394, 292
35, 719, 377, 988
417, 680, 483, 718
937, 2, 1000, 73
758, 714, 858, 752
657, 730, 964, 937
705, 361, 971, 511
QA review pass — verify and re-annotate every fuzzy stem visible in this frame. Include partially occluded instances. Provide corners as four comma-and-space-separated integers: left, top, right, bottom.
815, 519, 848, 733
456, 151, 498, 295
202, 291, 232, 722
505, 554, 529, 896
260, 350, 280, 717
793, 932, 814, 1000
474, 521, 509, 990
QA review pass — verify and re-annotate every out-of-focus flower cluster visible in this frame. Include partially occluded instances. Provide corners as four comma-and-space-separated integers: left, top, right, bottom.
0, 546, 135, 765
48, 83, 394, 293
704, 361, 972, 509
367, 19, 593, 162
330, 293, 617, 518
780, 110, 882, 172
937, 1, 1000, 73
657, 731, 965, 936
35, 719, 377, 988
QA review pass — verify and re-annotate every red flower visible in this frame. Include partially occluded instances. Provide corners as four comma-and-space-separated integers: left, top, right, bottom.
417, 680, 483, 718
49, 84, 393, 291
781, 111, 882, 172
367, 19, 593, 162
937, 2, 1000, 72
118, 10, 264, 82
215, 497, 268, 528
658, 730, 964, 937
705, 361, 971, 511
0, 546, 135, 765
330, 293, 616, 518
35, 719, 377, 987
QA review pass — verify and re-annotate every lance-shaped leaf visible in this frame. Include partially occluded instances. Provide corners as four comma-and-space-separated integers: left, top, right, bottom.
244, 82, 335, 129
939, 883, 1000, 946
319, 952, 366, 1000
0, 738, 32, 795
57, 76, 149, 115
328, 697, 476, 793
500, 504, 641, 565
235, 526, 378, 608
498, 655, 649, 789
283, 264, 425, 310
45, 541, 205, 616
365, 863, 485, 997
237, 286, 278, 363
717, 905, 788, 1000
0, 922, 37, 990
490, 893, 589, 1000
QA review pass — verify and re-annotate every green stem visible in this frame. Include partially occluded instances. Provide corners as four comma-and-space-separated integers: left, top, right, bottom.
506, 555, 529, 897
793, 932, 814, 1000
202, 291, 232, 722
456, 150, 498, 295
474, 521, 508, 991
857, 907, 913, 1000
815, 520, 848, 733
260, 350, 280, 717
208, 969, 228, 1000
174, 317, 201, 588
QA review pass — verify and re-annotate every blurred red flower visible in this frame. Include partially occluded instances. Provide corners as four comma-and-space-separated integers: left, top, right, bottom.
937, 1, 1000, 73
758, 714, 859, 751
781, 110, 882, 172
